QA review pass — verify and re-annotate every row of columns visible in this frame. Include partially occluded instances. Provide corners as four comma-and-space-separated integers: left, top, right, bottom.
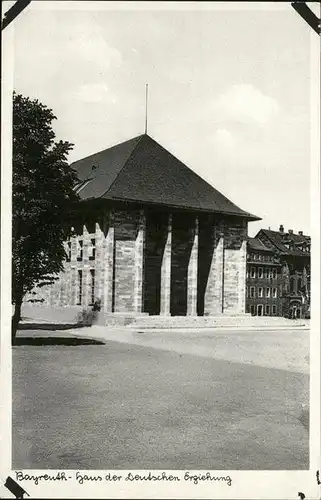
28, 210, 246, 317
97, 210, 200, 316
88, 211, 200, 315
99, 211, 241, 317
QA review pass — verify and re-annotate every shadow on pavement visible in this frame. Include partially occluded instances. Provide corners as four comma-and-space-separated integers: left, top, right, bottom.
14, 337, 105, 346
18, 322, 84, 331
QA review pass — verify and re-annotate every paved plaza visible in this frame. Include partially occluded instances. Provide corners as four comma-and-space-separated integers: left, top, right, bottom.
12, 327, 309, 470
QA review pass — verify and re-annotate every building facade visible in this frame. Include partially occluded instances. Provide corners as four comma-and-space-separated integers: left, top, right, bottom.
246, 238, 282, 316
246, 226, 310, 318
27, 134, 259, 318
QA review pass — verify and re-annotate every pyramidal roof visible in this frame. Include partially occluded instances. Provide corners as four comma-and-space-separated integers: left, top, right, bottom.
71, 134, 260, 220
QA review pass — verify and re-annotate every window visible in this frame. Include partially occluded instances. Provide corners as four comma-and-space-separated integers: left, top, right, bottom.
265, 305, 270, 315
290, 276, 294, 292
246, 287, 249, 298
258, 254, 262, 261
269, 269, 273, 279
272, 268, 277, 279
266, 287, 271, 298
272, 305, 277, 315
258, 267, 263, 279
272, 287, 277, 298
77, 270, 83, 305
89, 238, 96, 261
257, 304, 263, 316
253, 254, 257, 260
250, 287, 255, 298
258, 287, 263, 298
265, 267, 270, 278
77, 240, 83, 261
65, 241, 71, 262
90, 269, 95, 305
250, 305, 256, 316
293, 276, 299, 293
250, 267, 256, 278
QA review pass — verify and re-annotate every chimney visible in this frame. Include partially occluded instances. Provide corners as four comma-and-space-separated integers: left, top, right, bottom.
298, 231, 303, 236
288, 229, 293, 235
279, 225, 284, 233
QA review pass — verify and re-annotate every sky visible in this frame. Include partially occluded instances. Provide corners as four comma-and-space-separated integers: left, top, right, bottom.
8, 1, 316, 236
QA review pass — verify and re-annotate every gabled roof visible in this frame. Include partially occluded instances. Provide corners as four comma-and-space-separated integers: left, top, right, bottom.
256, 229, 310, 257
247, 237, 274, 252
71, 134, 260, 220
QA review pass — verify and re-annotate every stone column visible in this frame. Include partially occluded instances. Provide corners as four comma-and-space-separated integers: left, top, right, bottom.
204, 229, 224, 315
237, 239, 247, 314
60, 245, 69, 307
133, 209, 146, 313
160, 213, 172, 316
70, 235, 78, 306
187, 216, 199, 316
94, 222, 104, 304
103, 210, 115, 313
82, 225, 91, 307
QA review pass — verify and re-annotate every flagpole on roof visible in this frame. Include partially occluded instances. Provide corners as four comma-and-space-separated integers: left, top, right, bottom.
145, 83, 148, 134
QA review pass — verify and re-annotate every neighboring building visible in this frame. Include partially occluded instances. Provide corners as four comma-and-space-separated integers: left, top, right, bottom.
246, 225, 310, 318
246, 238, 282, 317
28, 133, 260, 318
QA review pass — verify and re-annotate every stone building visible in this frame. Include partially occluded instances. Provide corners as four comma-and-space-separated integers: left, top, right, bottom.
246, 238, 282, 317
31, 134, 259, 319
246, 226, 310, 318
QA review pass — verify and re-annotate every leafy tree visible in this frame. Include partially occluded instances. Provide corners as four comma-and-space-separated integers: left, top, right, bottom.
12, 92, 79, 343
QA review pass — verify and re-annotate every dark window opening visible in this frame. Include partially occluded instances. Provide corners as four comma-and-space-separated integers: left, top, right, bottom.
90, 269, 95, 305
257, 304, 263, 316
66, 241, 71, 262
77, 270, 83, 305
89, 238, 96, 260
77, 240, 83, 261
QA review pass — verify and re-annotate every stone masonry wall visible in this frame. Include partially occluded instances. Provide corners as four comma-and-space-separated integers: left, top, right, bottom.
113, 209, 144, 313
202, 216, 224, 316
198, 215, 247, 316
222, 218, 248, 314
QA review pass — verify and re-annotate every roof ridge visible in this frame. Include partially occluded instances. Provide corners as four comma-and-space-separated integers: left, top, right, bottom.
99, 135, 145, 199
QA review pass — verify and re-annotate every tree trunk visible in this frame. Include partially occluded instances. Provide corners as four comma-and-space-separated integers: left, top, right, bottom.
12, 300, 22, 345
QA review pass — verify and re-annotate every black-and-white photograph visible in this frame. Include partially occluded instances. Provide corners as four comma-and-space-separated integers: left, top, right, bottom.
1, 1, 320, 498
